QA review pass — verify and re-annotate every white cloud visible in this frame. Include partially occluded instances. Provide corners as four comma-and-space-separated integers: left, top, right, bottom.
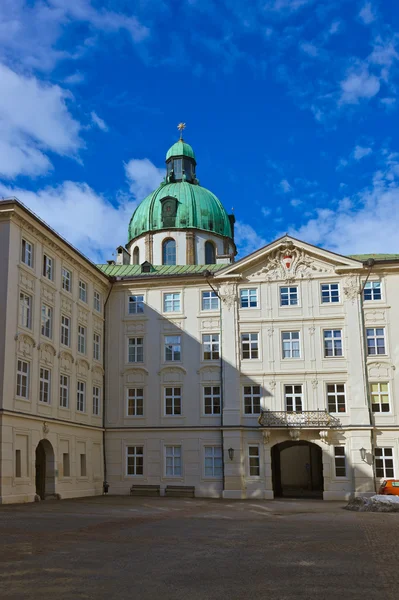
235, 221, 267, 257
261, 207, 271, 217
340, 66, 380, 104
279, 179, 292, 193
90, 111, 108, 132
353, 145, 372, 160
263, 0, 313, 14
124, 159, 165, 201
359, 2, 376, 25
300, 42, 318, 57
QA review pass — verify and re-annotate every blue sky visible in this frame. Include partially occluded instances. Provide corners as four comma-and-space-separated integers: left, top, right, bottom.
0, 0, 398, 262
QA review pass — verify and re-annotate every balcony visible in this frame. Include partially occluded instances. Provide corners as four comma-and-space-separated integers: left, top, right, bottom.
258, 410, 341, 429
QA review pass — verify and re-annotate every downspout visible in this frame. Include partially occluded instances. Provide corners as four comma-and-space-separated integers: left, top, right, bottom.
102, 276, 115, 492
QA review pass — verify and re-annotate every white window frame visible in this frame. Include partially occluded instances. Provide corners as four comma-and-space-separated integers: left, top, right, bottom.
284, 384, 303, 412
79, 280, 87, 303
16, 359, 30, 399
127, 388, 144, 416
128, 294, 144, 314
78, 325, 86, 355
164, 335, 181, 362
163, 292, 181, 313
323, 329, 343, 357
204, 446, 223, 478
239, 288, 258, 309
320, 282, 340, 304
370, 382, 390, 413
334, 447, 347, 478
243, 385, 261, 415
93, 332, 101, 361
128, 337, 144, 363
127, 446, 144, 476
282, 331, 300, 359
94, 290, 101, 313
201, 290, 219, 311
327, 383, 346, 414
164, 387, 182, 416
92, 386, 101, 416
39, 367, 51, 404
61, 314, 70, 347
77, 380, 86, 412
375, 447, 394, 478
366, 327, 386, 356
42, 254, 53, 281
19, 292, 32, 329
363, 281, 382, 301
41, 304, 53, 339
248, 446, 260, 477
280, 285, 299, 306
202, 333, 220, 361
241, 332, 259, 360
62, 267, 72, 293
59, 374, 69, 409
21, 239, 33, 268
203, 385, 221, 415
165, 445, 182, 477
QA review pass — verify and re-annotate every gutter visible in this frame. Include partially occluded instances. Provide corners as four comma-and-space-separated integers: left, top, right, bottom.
102, 276, 116, 492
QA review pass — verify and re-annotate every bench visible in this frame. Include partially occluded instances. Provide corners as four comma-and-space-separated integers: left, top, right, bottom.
130, 484, 160, 497
165, 485, 195, 498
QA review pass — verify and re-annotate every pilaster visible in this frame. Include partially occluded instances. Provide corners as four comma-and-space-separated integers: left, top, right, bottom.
186, 232, 195, 265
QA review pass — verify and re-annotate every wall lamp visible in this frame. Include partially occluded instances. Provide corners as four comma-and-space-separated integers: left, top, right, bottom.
360, 447, 367, 461
228, 447, 234, 461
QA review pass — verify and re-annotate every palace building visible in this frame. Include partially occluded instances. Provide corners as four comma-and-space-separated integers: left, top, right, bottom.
1, 130, 399, 503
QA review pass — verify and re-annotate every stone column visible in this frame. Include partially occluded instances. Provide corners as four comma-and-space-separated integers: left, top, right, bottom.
186, 232, 195, 265
145, 234, 153, 263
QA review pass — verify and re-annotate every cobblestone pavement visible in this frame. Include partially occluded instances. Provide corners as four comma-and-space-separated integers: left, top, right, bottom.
0, 496, 398, 600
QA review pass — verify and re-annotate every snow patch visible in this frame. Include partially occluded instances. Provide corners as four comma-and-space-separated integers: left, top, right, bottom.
345, 494, 399, 512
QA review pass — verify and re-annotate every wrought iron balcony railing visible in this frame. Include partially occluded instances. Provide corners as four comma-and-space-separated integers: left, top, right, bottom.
258, 410, 341, 428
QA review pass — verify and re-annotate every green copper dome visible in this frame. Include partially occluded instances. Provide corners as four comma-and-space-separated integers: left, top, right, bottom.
166, 140, 196, 161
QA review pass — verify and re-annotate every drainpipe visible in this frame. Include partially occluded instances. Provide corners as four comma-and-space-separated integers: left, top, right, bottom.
102, 277, 115, 493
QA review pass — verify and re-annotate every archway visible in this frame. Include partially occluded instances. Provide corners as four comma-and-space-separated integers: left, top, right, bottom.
35, 439, 56, 500
271, 440, 323, 499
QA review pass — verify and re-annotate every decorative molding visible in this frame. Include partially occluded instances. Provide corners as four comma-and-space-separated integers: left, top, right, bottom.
268, 380, 277, 390
364, 310, 385, 323
42, 422, 49, 437
311, 378, 318, 389
41, 285, 55, 304
201, 319, 220, 330
308, 326, 316, 335
78, 308, 89, 324
289, 429, 301, 441
76, 357, 90, 377
121, 366, 149, 376
15, 332, 36, 357
58, 350, 75, 372
38, 342, 57, 366
262, 430, 271, 445
19, 270, 35, 292
60, 294, 73, 315
157, 365, 187, 376
126, 322, 145, 334
219, 282, 236, 310
343, 274, 360, 302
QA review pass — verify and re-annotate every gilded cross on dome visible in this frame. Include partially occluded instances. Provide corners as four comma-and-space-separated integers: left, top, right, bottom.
177, 122, 186, 139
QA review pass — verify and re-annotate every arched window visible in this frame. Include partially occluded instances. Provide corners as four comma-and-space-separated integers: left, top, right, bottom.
133, 247, 140, 265
162, 239, 176, 265
205, 241, 216, 265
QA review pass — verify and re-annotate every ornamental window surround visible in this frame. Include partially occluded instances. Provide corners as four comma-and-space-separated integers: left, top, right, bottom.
62, 267, 72, 293
79, 280, 87, 303
323, 329, 343, 357
363, 281, 382, 301
94, 290, 101, 313
366, 328, 386, 355
240, 288, 258, 308
202, 334, 220, 360
370, 382, 390, 413
61, 315, 71, 347
77, 380, 86, 412
282, 331, 300, 359
93, 386, 101, 416
16, 359, 30, 399
248, 446, 260, 477
285, 384, 303, 413
128, 337, 144, 363
241, 333, 259, 360
327, 383, 346, 413
127, 388, 144, 416
162, 238, 176, 266
21, 239, 34, 268
39, 367, 51, 404
164, 335, 181, 362
78, 325, 86, 355
165, 445, 182, 477
163, 292, 181, 313
128, 295, 144, 314
164, 387, 182, 416
43, 254, 53, 281
205, 241, 216, 265
93, 333, 101, 361
321, 283, 340, 303
280, 286, 298, 306
59, 374, 69, 408
41, 304, 53, 339
201, 290, 219, 311
19, 292, 32, 329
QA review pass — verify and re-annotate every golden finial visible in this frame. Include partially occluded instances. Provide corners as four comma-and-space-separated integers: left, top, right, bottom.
177, 122, 186, 140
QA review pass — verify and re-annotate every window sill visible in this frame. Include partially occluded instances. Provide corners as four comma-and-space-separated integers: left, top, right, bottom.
40, 276, 56, 289
15, 396, 31, 403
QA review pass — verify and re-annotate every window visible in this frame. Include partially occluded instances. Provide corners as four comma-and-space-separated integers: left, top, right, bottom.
321, 283, 340, 303
39, 368, 51, 404
163, 292, 181, 312
375, 448, 394, 478
243, 385, 261, 415
162, 239, 176, 265
93, 333, 101, 361
133, 247, 140, 265
77, 380, 86, 412
280, 286, 298, 306
78, 325, 86, 354
127, 446, 144, 475
165, 335, 181, 361
63, 453, 70, 477
202, 334, 220, 360
324, 329, 343, 357
241, 333, 259, 359
204, 446, 222, 477
327, 384, 346, 413
165, 446, 182, 476
80, 454, 87, 477
61, 315, 70, 347
165, 387, 181, 416
21, 239, 33, 267
16, 359, 29, 399
15, 450, 22, 478
282, 331, 300, 359
79, 280, 87, 303
128, 295, 144, 314
93, 386, 101, 416
204, 386, 221, 415
19, 292, 32, 329
94, 290, 101, 312
62, 267, 71, 292
128, 337, 144, 363
370, 382, 390, 413
240, 288, 258, 308
249, 446, 260, 476
202, 290, 219, 311
59, 374, 69, 408
366, 328, 386, 355
205, 241, 216, 265
41, 304, 52, 339
127, 388, 144, 416
364, 281, 381, 301
285, 384, 303, 412
334, 447, 346, 477
43, 254, 53, 280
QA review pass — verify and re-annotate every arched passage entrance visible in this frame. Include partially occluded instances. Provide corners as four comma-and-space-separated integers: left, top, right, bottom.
35, 439, 56, 500
271, 441, 323, 499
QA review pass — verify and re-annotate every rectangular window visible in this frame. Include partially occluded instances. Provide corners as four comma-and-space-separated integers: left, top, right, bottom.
201, 290, 219, 311
128, 337, 144, 363
327, 384, 346, 413
375, 447, 394, 478
370, 382, 390, 413
39, 367, 51, 404
202, 333, 220, 360
165, 387, 181, 416
282, 331, 300, 359
204, 386, 221, 415
78, 325, 86, 354
63, 453, 70, 477
41, 304, 53, 339
324, 329, 343, 357
285, 384, 303, 412
364, 281, 381, 301
80, 454, 87, 477
16, 360, 29, 399
366, 328, 386, 355
280, 286, 298, 306
165, 445, 182, 477
21, 239, 33, 268
94, 290, 101, 312
77, 380, 86, 412
241, 332, 259, 359
243, 385, 261, 415
321, 283, 340, 303
128, 294, 144, 314
127, 446, 144, 476
62, 267, 72, 292
240, 288, 258, 308
93, 333, 101, 361
204, 446, 222, 477
61, 315, 70, 347
163, 292, 181, 313
15, 450, 22, 478
249, 446, 260, 476
165, 335, 181, 361
59, 374, 69, 408
43, 254, 53, 280
334, 447, 346, 477
93, 386, 101, 416
19, 292, 32, 329
127, 388, 144, 416
79, 280, 87, 303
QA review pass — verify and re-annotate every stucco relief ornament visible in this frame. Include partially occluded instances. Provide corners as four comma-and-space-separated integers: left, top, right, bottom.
43, 422, 49, 436
15, 333, 36, 357
311, 378, 318, 389
220, 283, 236, 310
262, 430, 271, 445
269, 380, 277, 390
343, 275, 360, 302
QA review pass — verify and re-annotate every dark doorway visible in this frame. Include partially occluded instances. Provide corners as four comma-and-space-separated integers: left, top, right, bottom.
271, 441, 323, 499
35, 439, 55, 500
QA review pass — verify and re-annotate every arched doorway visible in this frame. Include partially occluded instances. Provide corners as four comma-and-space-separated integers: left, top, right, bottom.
271, 441, 324, 499
35, 439, 56, 500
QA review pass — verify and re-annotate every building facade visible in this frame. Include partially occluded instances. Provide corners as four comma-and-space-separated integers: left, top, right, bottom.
1, 134, 398, 503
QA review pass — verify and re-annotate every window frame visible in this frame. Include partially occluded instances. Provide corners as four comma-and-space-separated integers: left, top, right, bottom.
204, 446, 223, 478
19, 291, 32, 330
323, 329, 343, 358
201, 290, 220, 311
241, 332, 259, 360
370, 382, 390, 413
164, 387, 182, 416
126, 446, 144, 476
243, 385, 261, 415
163, 291, 181, 313
164, 445, 182, 477
363, 280, 382, 302
59, 374, 69, 409
42, 254, 54, 281
366, 327, 386, 356
77, 324, 87, 355
93, 332, 101, 362
127, 337, 144, 363
61, 267, 72, 293
128, 294, 145, 315
127, 387, 144, 417
280, 285, 299, 307
375, 447, 394, 479
78, 280, 87, 303
334, 446, 347, 478
202, 333, 220, 361
239, 288, 258, 309
203, 385, 221, 415
92, 386, 101, 416
320, 282, 340, 304
93, 290, 102, 313
162, 238, 177, 266
16, 359, 30, 399
61, 314, 71, 347
164, 335, 181, 362
21, 238, 34, 268
41, 303, 53, 339
284, 384, 303, 413
326, 383, 346, 414
248, 445, 260, 477
282, 331, 300, 359
77, 380, 86, 413
39, 367, 51, 404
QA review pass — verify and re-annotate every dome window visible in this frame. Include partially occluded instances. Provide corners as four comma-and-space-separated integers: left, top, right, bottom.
205, 241, 216, 265
133, 247, 140, 265
162, 238, 176, 265
161, 197, 177, 228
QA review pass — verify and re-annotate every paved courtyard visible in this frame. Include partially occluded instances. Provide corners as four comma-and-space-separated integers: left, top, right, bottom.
0, 496, 398, 600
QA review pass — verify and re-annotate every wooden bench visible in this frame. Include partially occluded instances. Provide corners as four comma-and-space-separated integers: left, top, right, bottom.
165, 485, 195, 498
130, 484, 160, 497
